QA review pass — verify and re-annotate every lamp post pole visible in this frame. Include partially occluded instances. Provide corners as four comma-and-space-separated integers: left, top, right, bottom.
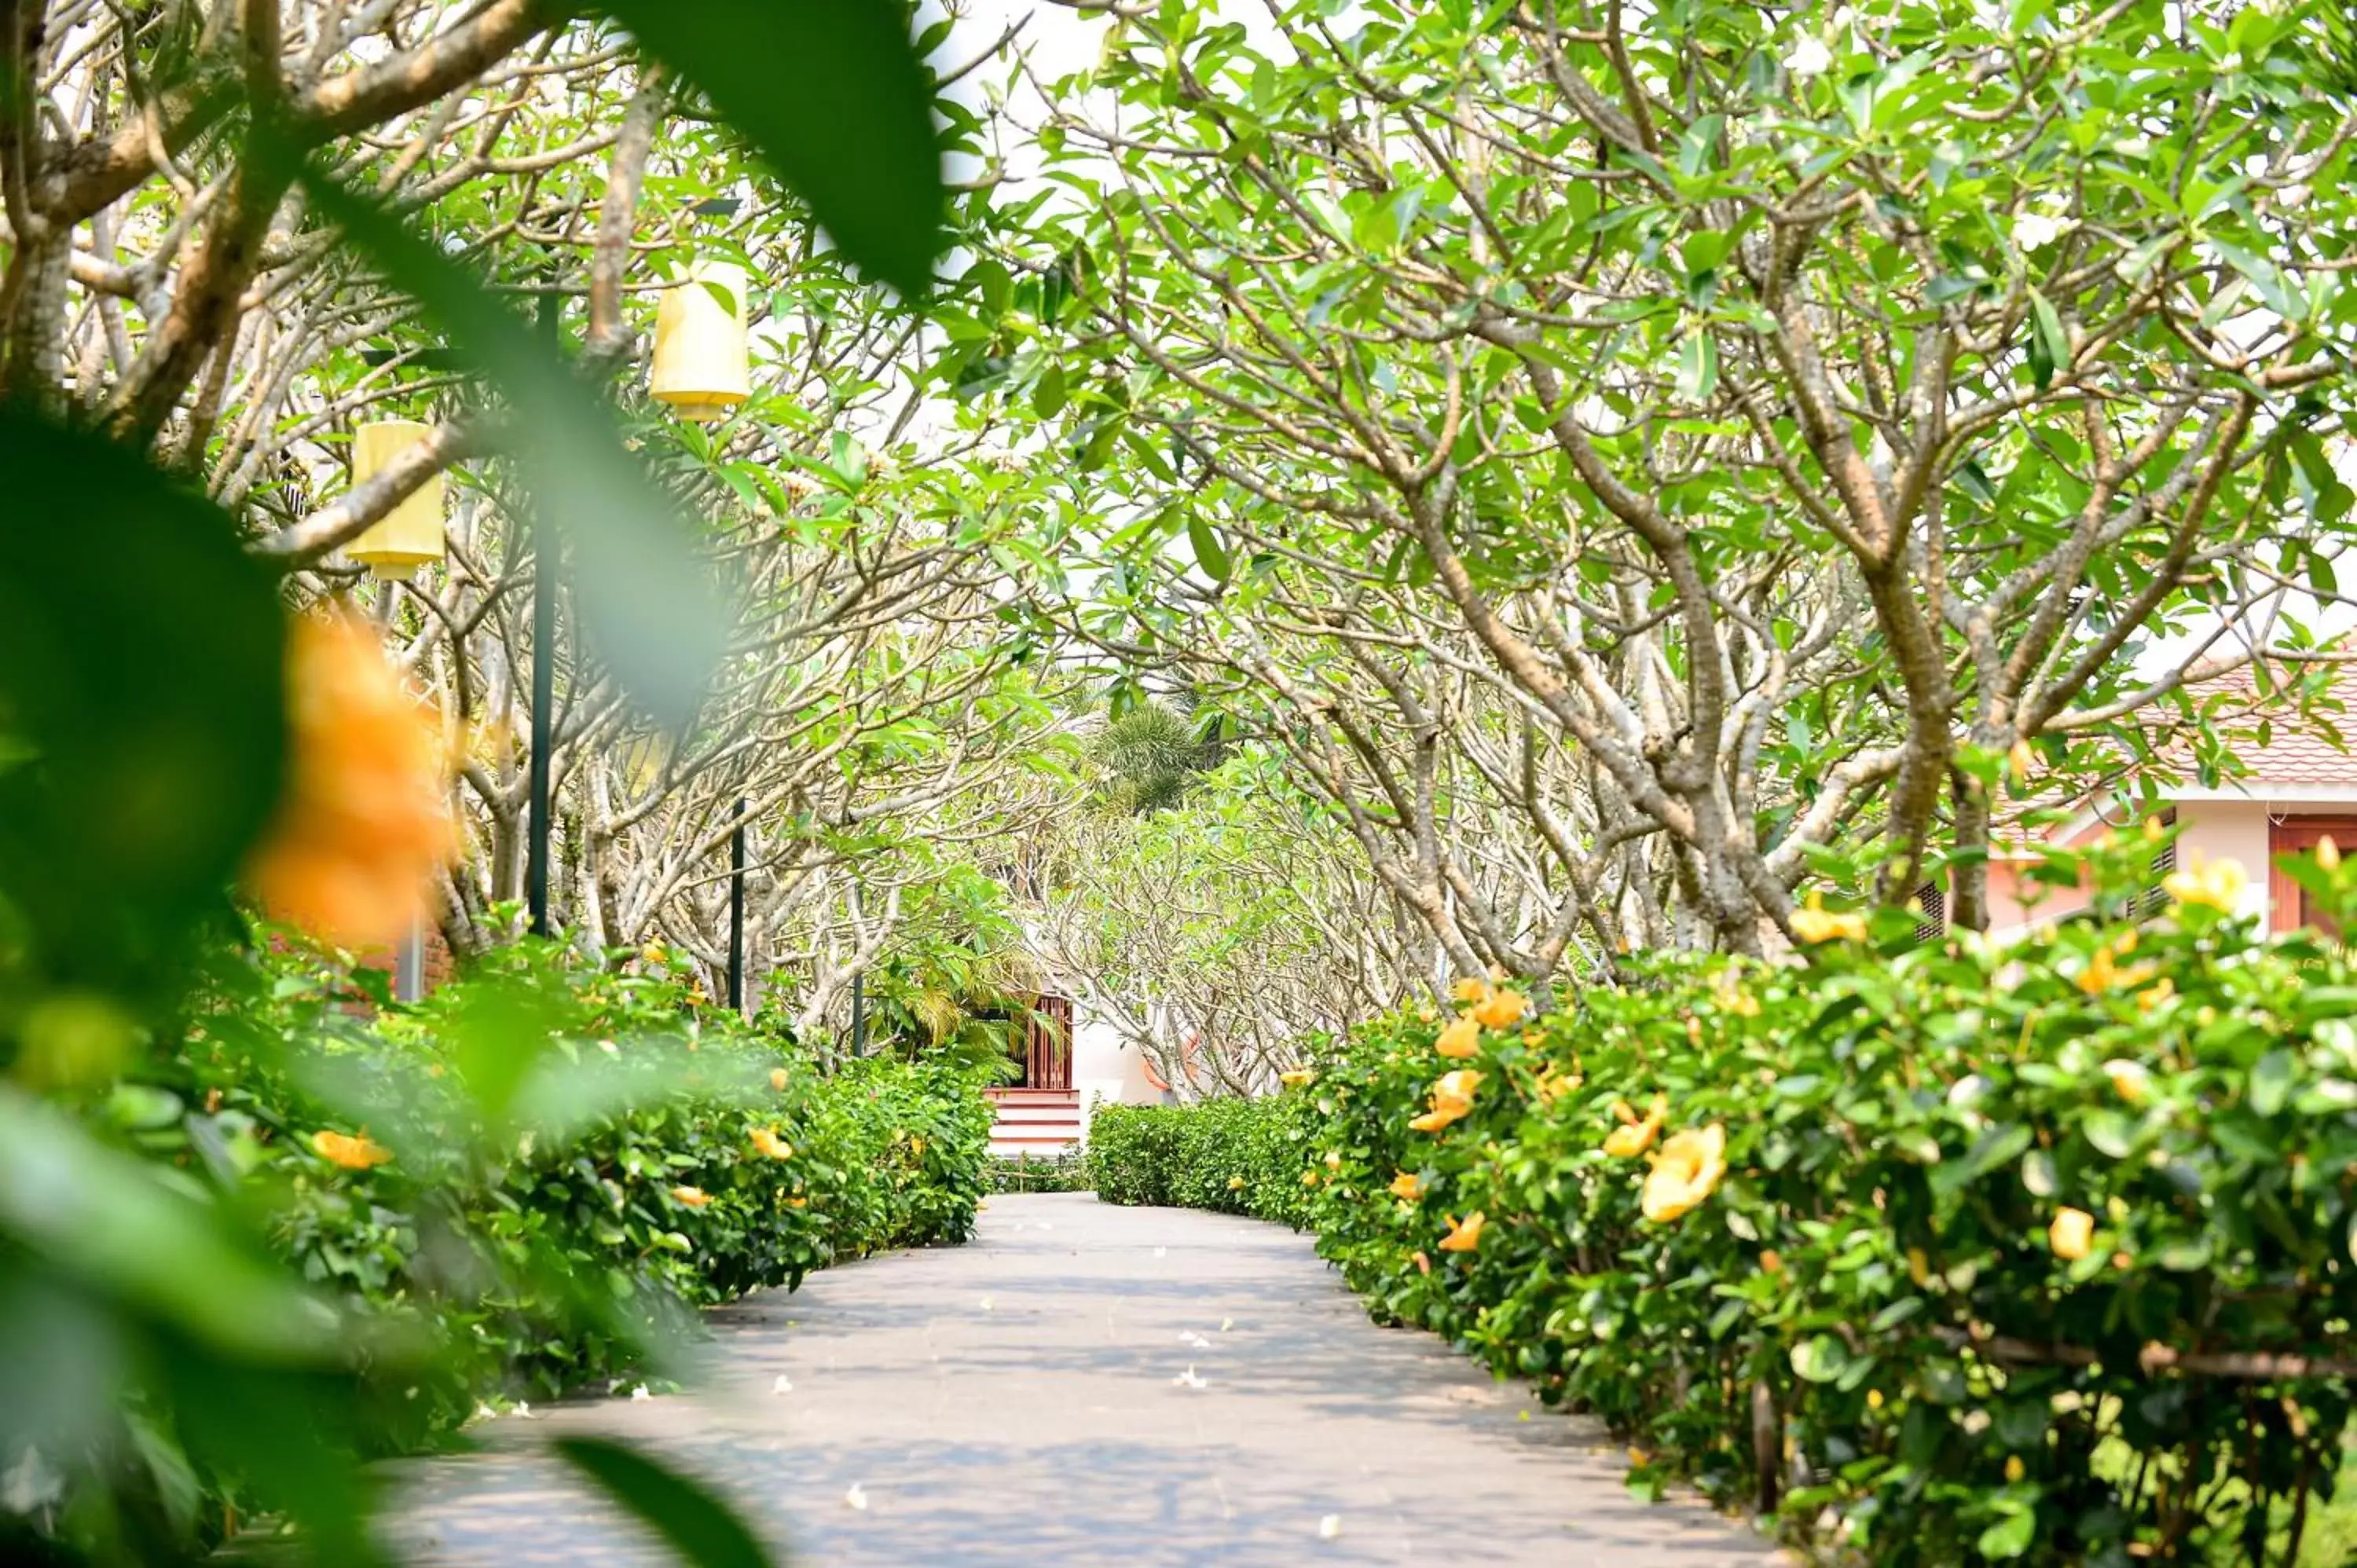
525, 290, 560, 937
850, 971, 866, 1058
727, 797, 746, 1013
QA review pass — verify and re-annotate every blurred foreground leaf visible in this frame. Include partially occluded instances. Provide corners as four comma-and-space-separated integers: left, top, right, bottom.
589, 0, 944, 297
0, 406, 285, 1013
554, 1435, 775, 1568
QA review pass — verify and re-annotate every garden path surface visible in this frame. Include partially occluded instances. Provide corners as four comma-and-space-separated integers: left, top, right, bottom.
383, 1192, 1782, 1566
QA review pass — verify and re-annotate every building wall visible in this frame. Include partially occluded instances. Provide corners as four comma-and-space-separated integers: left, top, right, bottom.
1985, 796, 2294, 937
1069, 1010, 1163, 1144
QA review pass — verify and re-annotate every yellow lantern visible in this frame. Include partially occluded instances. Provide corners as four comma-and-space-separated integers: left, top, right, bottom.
650, 260, 752, 423
346, 419, 445, 581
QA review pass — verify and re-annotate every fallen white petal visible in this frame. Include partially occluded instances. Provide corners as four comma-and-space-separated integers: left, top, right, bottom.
1153, 1247, 1168, 1258
979, 1296, 994, 1312
1179, 1331, 1211, 1349
845, 1483, 869, 1511
1219, 1317, 1234, 1332
1173, 1364, 1208, 1390
772, 1375, 794, 1395
1319, 1515, 1343, 1541
629, 1385, 651, 1402
513, 1401, 534, 1420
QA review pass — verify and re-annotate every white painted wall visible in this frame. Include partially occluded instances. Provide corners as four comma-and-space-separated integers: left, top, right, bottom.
1069, 1009, 1163, 1147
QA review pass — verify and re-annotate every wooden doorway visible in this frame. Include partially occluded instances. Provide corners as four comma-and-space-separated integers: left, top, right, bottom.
1020, 994, 1073, 1090
2267, 815, 2357, 934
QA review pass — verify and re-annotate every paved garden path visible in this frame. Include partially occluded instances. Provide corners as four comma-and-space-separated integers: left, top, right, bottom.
386, 1192, 1781, 1566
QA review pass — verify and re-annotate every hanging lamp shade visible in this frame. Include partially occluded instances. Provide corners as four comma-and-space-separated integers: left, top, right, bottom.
650, 260, 752, 423
346, 420, 445, 581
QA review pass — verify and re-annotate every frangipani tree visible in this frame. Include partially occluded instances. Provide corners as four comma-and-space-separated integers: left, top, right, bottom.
1003, 0, 2357, 965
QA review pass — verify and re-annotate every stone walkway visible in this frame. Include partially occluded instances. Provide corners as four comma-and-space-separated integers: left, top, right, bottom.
385, 1192, 1781, 1566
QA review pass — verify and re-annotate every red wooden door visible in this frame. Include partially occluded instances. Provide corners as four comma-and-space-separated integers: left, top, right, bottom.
1022, 995, 1073, 1090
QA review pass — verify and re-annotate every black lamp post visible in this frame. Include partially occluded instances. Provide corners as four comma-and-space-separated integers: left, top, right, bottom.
525, 290, 561, 937
726, 797, 746, 1013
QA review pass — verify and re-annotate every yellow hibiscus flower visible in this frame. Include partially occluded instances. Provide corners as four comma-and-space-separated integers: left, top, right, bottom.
1438, 1211, 1486, 1251
1390, 1171, 1424, 1200
1435, 1016, 1483, 1058
1601, 1094, 1667, 1158
1471, 989, 1527, 1029
2163, 852, 2248, 913
750, 1127, 793, 1160
1640, 1124, 1728, 1222
311, 1129, 394, 1171
1409, 1069, 1483, 1132
2048, 1207, 2095, 1260
1789, 891, 1868, 945
1450, 976, 1490, 1004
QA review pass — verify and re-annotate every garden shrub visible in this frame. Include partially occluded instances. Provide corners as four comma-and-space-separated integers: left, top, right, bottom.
1296, 836, 2357, 1563
1089, 1095, 1317, 1227
148, 933, 992, 1448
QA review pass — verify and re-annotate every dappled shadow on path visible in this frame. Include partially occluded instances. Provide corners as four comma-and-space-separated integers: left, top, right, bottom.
383, 1194, 1782, 1566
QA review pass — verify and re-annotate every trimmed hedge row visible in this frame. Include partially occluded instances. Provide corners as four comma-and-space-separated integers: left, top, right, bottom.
158, 936, 993, 1464
1110, 840, 2357, 1563
1087, 1095, 1316, 1226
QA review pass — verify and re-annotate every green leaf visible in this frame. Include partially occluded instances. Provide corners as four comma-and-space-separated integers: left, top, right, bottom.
1188, 511, 1232, 583
1977, 1505, 2036, 1559
1033, 361, 1068, 419
2249, 1048, 2296, 1116
589, 0, 944, 297
2027, 289, 2069, 391
299, 164, 730, 727
1791, 1332, 1849, 1383
1677, 333, 1719, 403
553, 1435, 775, 1568
0, 406, 285, 1009
0, 1086, 339, 1364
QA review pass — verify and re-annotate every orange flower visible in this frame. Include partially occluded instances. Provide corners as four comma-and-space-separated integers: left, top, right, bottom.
750, 1127, 792, 1160
1602, 1094, 1666, 1158
1439, 1211, 1486, 1251
1759, 1249, 1784, 1274
1390, 1171, 1424, 1200
1435, 1016, 1483, 1058
2164, 851, 2248, 913
1640, 1124, 1727, 1222
1411, 1250, 1431, 1274
1710, 968, 1761, 1018
311, 1129, 393, 1170
1279, 1067, 1315, 1086
245, 616, 455, 948
1409, 1069, 1483, 1132
769, 1067, 790, 1092
1472, 988, 1527, 1029
1450, 976, 1490, 1004
669, 1185, 712, 1207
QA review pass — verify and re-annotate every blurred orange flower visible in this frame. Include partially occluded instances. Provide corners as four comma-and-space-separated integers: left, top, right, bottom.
245, 615, 453, 947
1435, 1016, 1482, 1058
1390, 1171, 1424, 1200
1439, 1211, 1486, 1251
770, 1067, 790, 1092
311, 1129, 393, 1170
1471, 989, 1527, 1029
1409, 1069, 1483, 1132
1450, 976, 1490, 1004
750, 1127, 792, 1160
669, 1185, 711, 1207
1602, 1094, 1666, 1158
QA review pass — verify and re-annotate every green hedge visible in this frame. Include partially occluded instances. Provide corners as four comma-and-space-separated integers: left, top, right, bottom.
27, 933, 992, 1552
1114, 838, 2357, 1563
1088, 1095, 1317, 1226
